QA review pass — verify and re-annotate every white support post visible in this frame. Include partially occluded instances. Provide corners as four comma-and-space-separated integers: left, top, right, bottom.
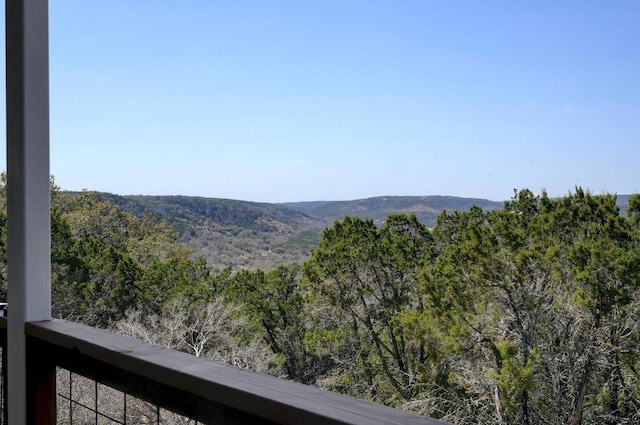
5, 0, 51, 424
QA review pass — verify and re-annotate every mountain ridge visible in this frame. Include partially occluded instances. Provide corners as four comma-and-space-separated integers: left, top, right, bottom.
91, 192, 632, 271
282, 195, 503, 225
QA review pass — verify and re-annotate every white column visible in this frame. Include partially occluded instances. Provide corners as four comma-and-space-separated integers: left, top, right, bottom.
6, 1, 51, 424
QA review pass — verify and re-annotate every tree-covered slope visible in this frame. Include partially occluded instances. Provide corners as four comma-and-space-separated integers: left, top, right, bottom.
101, 194, 326, 272
97, 194, 506, 271
3, 180, 639, 423
90, 192, 633, 272
283, 195, 503, 226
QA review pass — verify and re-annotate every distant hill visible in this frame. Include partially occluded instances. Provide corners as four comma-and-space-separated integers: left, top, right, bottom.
98, 194, 503, 271
94, 193, 634, 271
103, 194, 326, 272
283, 196, 503, 226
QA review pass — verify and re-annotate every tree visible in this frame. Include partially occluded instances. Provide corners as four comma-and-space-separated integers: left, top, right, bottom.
50, 190, 208, 326
114, 296, 279, 374
303, 214, 437, 405
421, 189, 640, 425
135, 255, 212, 317
220, 264, 326, 384
55, 191, 184, 268
549, 190, 640, 425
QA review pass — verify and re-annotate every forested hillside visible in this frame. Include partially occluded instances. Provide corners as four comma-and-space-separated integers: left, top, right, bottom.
283, 195, 503, 225
99, 193, 505, 271
102, 193, 326, 272
1, 181, 638, 424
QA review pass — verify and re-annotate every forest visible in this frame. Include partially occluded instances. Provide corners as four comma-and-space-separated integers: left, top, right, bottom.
0, 179, 638, 425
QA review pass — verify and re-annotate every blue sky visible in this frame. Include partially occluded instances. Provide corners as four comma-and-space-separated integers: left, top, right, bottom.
3, 1, 639, 202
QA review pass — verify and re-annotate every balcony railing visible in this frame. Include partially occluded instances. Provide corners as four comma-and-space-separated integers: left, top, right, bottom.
0, 317, 448, 425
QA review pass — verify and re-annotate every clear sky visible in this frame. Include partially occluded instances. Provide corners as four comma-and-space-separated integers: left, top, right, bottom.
2, 1, 639, 202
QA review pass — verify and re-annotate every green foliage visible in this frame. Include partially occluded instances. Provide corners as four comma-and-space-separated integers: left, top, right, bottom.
219, 264, 326, 384
304, 214, 439, 405
47, 190, 214, 326
1, 176, 639, 424
136, 256, 213, 316
419, 189, 640, 424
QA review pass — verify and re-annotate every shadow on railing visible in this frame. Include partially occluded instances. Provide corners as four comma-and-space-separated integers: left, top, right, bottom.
0, 317, 448, 424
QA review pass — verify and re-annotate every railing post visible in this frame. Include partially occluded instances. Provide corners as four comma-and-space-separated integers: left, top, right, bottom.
26, 337, 55, 424
5, 0, 53, 424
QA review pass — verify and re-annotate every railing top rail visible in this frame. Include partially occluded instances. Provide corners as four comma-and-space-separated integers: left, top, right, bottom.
24, 319, 448, 425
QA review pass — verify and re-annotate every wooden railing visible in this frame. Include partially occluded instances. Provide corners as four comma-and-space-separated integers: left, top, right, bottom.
0, 317, 448, 424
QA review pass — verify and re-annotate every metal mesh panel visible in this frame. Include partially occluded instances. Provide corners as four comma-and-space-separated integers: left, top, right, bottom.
0, 330, 6, 425
56, 368, 200, 425
0, 344, 5, 425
